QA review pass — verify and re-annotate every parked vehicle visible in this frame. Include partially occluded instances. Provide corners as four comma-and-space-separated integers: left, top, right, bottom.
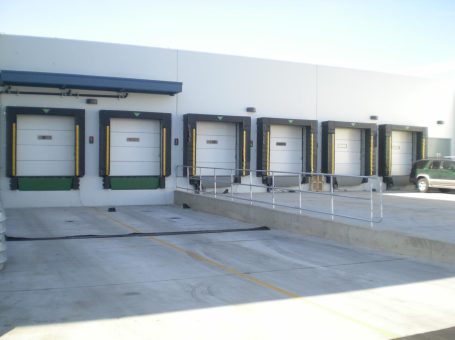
410, 158, 455, 192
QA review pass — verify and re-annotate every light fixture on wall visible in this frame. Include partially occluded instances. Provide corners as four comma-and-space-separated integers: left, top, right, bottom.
246, 107, 256, 113
369, 115, 378, 120
437, 120, 444, 125
86, 98, 98, 105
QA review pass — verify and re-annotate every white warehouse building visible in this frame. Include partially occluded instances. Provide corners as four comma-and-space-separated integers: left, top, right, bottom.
0, 34, 454, 208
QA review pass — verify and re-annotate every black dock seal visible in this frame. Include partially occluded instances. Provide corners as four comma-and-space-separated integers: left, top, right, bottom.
6, 226, 270, 241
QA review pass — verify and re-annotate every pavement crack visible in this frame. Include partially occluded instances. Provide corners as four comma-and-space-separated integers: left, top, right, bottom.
245, 258, 405, 275
0, 273, 233, 294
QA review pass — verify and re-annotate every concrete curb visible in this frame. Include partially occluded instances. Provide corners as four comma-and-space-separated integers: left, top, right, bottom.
175, 191, 455, 266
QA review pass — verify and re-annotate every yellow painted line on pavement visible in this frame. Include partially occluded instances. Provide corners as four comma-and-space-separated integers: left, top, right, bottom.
97, 209, 398, 338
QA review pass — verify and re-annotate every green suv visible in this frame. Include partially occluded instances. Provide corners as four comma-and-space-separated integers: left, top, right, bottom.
410, 158, 455, 192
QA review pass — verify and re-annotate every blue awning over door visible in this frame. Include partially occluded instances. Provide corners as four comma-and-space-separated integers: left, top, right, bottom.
0, 70, 182, 95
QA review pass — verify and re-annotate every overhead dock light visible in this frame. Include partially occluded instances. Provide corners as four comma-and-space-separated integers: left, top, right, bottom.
86, 98, 98, 105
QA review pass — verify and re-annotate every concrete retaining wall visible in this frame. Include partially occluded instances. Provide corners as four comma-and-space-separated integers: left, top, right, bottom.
175, 191, 455, 266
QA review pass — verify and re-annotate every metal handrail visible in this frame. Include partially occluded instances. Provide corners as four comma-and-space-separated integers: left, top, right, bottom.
175, 165, 383, 225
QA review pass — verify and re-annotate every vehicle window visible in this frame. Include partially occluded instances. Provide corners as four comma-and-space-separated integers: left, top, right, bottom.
442, 161, 455, 170
415, 160, 428, 169
429, 161, 441, 169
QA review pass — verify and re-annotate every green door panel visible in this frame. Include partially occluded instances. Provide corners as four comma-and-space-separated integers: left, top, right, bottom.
440, 160, 455, 187
427, 160, 443, 186
18, 177, 73, 191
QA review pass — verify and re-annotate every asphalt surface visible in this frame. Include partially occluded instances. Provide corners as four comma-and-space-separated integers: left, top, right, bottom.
1, 205, 455, 339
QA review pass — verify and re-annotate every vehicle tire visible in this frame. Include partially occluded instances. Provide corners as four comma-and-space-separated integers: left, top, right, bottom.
417, 178, 429, 193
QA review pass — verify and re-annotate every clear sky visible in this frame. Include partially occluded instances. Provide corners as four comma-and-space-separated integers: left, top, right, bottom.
1, 0, 455, 79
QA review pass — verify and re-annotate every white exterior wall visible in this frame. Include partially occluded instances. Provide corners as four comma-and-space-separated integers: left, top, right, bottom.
317, 66, 454, 131
1, 35, 454, 208
176, 51, 317, 172
0, 35, 178, 208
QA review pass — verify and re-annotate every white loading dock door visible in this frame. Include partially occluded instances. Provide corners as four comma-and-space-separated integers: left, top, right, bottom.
270, 124, 303, 175
110, 118, 161, 176
391, 130, 413, 176
16, 115, 75, 176
196, 121, 237, 176
334, 128, 361, 176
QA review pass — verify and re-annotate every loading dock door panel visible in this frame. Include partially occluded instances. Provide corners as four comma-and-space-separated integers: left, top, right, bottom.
110, 118, 161, 176
196, 121, 236, 175
270, 125, 303, 175
391, 131, 413, 176
16, 115, 75, 176
335, 128, 361, 176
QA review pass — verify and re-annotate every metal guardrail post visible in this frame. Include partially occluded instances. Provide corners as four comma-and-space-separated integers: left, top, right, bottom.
186, 166, 190, 192
214, 167, 217, 198
230, 169, 234, 201
370, 178, 374, 227
250, 171, 253, 205
272, 172, 275, 209
200, 168, 203, 195
299, 174, 302, 214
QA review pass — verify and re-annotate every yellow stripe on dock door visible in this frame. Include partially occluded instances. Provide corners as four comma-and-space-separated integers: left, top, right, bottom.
370, 134, 374, 176
75, 125, 80, 177
388, 136, 392, 175
243, 129, 247, 176
331, 134, 335, 174
422, 138, 426, 159
106, 125, 110, 176
310, 132, 314, 173
162, 128, 167, 175
192, 128, 196, 176
266, 131, 270, 176
12, 123, 17, 177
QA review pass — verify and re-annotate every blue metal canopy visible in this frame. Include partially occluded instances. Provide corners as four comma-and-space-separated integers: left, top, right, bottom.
0, 70, 182, 95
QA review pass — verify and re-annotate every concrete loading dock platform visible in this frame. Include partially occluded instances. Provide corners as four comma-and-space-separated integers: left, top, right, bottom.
2, 197, 455, 339
176, 189, 455, 266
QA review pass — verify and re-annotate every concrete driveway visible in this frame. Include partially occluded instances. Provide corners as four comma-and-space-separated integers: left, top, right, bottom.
1, 205, 455, 339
